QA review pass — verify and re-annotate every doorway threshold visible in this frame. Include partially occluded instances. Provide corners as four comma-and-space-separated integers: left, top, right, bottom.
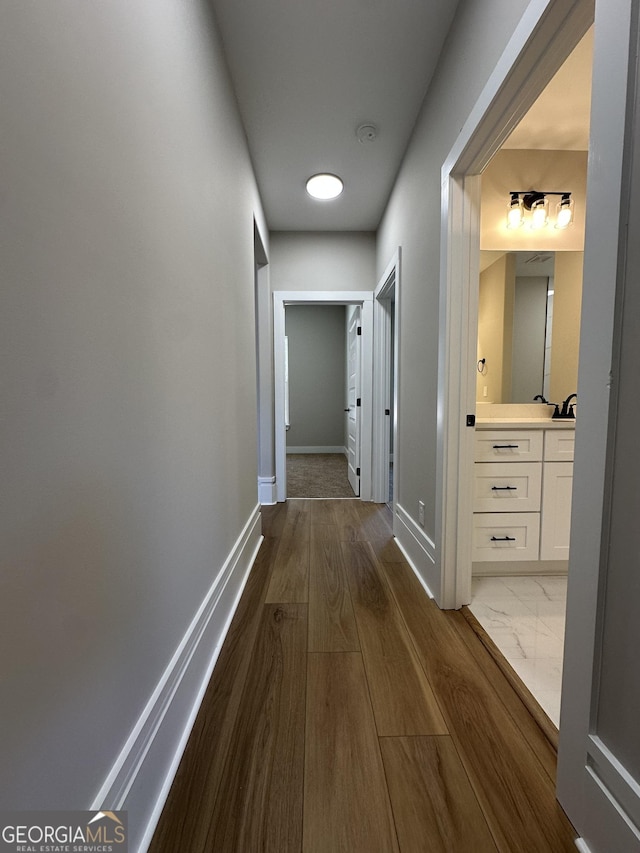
461, 606, 559, 753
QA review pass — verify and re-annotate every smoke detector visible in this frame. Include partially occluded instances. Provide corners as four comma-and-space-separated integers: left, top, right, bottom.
356, 123, 378, 143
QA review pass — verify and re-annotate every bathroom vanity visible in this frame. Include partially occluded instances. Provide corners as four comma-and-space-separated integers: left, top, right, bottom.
472, 415, 575, 575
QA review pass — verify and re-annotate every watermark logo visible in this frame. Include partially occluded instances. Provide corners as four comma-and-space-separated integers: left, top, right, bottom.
0, 810, 127, 853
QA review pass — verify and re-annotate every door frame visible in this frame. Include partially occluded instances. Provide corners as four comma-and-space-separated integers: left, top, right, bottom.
254, 222, 275, 505
439, 0, 638, 843
346, 305, 363, 496
372, 249, 401, 512
437, 0, 594, 610
273, 291, 374, 503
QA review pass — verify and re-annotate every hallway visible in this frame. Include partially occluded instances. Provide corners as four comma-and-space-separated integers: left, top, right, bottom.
150, 500, 576, 852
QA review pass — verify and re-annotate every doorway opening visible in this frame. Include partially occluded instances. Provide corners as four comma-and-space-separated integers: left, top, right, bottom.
437, 3, 594, 728
464, 29, 592, 728
273, 291, 374, 502
284, 303, 357, 499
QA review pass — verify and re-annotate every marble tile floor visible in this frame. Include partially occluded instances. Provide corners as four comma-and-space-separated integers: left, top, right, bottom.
468, 575, 568, 727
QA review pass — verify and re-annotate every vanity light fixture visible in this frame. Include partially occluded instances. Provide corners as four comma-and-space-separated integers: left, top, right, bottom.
530, 193, 549, 229
306, 173, 344, 200
555, 192, 575, 229
507, 192, 524, 228
506, 191, 574, 230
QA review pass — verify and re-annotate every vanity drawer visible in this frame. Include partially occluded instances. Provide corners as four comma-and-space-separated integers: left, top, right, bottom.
474, 430, 543, 462
473, 462, 542, 512
544, 430, 575, 461
472, 512, 541, 562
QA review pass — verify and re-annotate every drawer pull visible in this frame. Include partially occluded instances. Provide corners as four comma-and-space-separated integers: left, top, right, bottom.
491, 485, 517, 491
490, 535, 516, 542
492, 443, 519, 449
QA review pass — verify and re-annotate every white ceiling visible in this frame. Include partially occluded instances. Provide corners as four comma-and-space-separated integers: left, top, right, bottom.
210, 1, 593, 233
210, 0, 462, 231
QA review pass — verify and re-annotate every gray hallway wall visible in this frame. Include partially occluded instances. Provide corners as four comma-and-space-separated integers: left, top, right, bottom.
0, 2, 266, 847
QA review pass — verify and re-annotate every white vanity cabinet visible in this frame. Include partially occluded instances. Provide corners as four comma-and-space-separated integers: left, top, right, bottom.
540, 430, 575, 560
472, 424, 574, 568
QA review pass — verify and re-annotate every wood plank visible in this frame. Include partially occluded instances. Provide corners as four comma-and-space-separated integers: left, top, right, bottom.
459, 605, 559, 778
368, 536, 406, 563
304, 652, 399, 853
355, 500, 394, 538
308, 524, 360, 652
307, 498, 336, 526
381, 559, 577, 852
207, 603, 307, 852
152, 500, 575, 853
261, 502, 289, 538
265, 503, 310, 602
380, 735, 498, 853
330, 499, 364, 541
148, 536, 280, 853
343, 540, 448, 736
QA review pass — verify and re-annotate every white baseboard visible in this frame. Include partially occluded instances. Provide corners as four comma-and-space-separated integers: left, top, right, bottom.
286, 446, 346, 454
258, 475, 277, 505
90, 505, 263, 853
394, 502, 436, 599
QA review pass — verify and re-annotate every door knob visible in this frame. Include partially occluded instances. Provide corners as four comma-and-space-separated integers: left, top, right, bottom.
344, 408, 350, 412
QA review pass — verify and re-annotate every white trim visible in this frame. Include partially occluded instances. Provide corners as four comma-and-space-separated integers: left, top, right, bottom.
393, 537, 434, 602
442, 0, 593, 177
437, 0, 594, 610
372, 286, 392, 503
393, 536, 434, 601
286, 445, 346, 454
258, 476, 277, 505
583, 766, 640, 851
274, 291, 374, 502
373, 249, 401, 512
254, 226, 274, 499
91, 506, 263, 852
574, 841, 593, 853
393, 502, 436, 599
587, 736, 640, 832
557, 0, 638, 836
436, 173, 480, 609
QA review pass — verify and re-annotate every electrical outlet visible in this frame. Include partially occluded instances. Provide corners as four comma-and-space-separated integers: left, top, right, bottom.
483, 385, 488, 398
418, 500, 425, 527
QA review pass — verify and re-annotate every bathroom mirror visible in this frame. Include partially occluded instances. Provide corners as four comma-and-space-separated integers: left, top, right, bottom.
477, 250, 583, 404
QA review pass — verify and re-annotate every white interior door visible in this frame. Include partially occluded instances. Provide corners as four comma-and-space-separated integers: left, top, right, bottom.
347, 306, 361, 496
557, 2, 640, 849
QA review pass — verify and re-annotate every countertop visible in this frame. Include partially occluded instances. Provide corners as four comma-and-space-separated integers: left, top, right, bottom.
475, 418, 576, 430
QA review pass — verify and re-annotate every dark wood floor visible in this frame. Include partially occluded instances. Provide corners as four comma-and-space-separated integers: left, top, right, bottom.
149, 499, 576, 852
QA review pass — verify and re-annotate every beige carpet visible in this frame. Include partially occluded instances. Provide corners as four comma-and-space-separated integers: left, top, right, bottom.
286, 453, 356, 498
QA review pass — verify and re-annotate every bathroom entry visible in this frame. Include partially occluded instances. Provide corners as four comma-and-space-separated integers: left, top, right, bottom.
464, 30, 592, 725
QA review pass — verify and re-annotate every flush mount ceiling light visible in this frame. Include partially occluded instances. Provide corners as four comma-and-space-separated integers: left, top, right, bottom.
506, 190, 575, 230
306, 173, 344, 200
